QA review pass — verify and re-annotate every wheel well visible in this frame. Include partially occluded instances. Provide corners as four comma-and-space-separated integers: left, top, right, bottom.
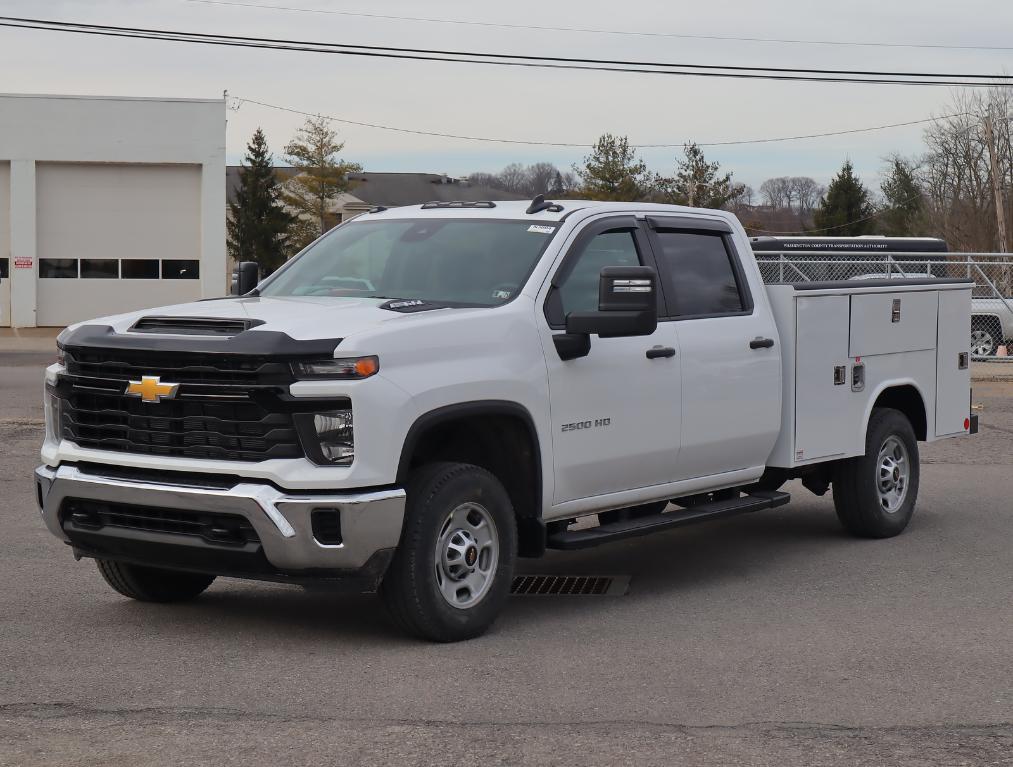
397, 404, 544, 555
873, 385, 927, 441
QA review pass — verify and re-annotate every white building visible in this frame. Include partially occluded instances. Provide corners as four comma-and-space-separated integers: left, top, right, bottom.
0, 94, 226, 327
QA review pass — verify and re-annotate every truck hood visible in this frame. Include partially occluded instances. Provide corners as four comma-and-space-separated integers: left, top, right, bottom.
70, 295, 451, 344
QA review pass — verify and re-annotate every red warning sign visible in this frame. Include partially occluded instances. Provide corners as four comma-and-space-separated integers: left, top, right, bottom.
14, 257, 33, 269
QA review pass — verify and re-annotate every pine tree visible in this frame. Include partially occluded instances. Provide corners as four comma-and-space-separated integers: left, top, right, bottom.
283, 116, 362, 252
813, 159, 875, 235
573, 134, 653, 201
227, 128, 294, 275
880, 156, 925, 236
658, 143, 743, 209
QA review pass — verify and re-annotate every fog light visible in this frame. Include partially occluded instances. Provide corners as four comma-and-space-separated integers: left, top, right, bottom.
313, 409, 354, 464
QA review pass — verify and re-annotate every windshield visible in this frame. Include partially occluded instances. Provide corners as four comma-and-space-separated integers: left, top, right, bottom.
260, 218, 559, 307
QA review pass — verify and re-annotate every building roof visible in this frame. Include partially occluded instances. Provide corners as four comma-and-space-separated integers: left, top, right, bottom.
225, 168, 526, 208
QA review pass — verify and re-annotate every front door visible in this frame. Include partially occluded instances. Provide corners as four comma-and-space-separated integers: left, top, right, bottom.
539, 216, 681, 506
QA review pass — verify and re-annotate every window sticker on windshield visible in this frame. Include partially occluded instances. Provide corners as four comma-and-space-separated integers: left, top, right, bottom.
492, 289, 512, 300
527, 225, 555, 234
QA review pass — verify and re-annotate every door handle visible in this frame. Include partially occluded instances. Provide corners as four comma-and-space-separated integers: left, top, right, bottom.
749, 337, 775, 349
646, 346, 676, 359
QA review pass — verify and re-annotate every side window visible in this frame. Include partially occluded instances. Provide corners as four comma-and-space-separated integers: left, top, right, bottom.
653, 230, 747, 317
556, 230, 642, 319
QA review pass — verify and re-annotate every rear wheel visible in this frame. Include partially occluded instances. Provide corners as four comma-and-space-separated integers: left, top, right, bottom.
381, 462, 516, 642
96, 559, 215, 602
832, 408, 920, 538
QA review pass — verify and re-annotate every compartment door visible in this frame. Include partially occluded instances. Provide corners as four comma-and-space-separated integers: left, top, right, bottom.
850, 291, 938, 357
936, 289, 972, 436
794, 295, 852, 462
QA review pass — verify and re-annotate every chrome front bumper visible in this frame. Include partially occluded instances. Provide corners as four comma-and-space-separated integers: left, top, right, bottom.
35, 464, 406, 576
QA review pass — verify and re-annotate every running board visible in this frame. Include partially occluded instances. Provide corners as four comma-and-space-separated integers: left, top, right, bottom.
546, 490, 791, 550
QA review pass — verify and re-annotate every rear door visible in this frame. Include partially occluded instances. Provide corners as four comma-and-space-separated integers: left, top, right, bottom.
645, 217, 781, 480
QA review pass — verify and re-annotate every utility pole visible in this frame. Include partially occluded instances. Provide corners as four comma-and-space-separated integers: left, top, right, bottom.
984, 112, 1009, 253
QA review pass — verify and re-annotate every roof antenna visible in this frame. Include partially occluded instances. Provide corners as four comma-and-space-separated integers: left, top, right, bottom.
526, 193, 564, 215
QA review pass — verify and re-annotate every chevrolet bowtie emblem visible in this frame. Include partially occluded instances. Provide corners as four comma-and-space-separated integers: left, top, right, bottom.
125, 376, 179, 403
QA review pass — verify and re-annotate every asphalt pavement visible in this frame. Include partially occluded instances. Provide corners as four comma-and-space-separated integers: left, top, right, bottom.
1, 353, 1011, 766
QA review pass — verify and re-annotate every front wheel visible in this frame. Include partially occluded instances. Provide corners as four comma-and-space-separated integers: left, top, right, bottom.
832, 408, 920, 538
381, 462, 517, 642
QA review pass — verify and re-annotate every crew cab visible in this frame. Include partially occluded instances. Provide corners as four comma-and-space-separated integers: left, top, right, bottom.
36, 198, 977, 641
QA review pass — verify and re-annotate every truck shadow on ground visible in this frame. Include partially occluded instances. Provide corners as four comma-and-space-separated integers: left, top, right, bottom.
83, 498, 883, 644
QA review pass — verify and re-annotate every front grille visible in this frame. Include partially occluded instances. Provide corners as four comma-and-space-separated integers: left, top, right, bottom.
60, 385, 302, 462
64, 348, 296, 386
56, 347, 323, 462
62, 498, 260, 546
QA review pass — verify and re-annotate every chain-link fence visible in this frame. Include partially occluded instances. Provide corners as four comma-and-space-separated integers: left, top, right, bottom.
755, 253, 1013, 361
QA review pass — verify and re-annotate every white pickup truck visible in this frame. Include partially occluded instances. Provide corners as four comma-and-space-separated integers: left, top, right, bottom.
36, 198, 977, 641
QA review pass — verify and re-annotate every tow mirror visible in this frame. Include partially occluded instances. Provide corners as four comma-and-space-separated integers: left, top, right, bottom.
231, 261, 260, 296
554, 266, 659, 360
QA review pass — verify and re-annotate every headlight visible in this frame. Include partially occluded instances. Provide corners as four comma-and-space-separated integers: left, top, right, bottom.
296, 409, 355, 465
292, 356, 378, 380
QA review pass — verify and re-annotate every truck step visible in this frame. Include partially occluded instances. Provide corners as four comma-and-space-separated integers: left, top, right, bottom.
546, 490, 791, 550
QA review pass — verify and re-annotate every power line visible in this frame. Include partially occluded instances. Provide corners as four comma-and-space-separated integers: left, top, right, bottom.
185, 0, 1013, 54
232, 95, 972, 149
2, 16, 1012, 87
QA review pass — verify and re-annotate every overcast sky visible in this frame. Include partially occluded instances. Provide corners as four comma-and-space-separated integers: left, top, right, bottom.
2, 0, 1011, 191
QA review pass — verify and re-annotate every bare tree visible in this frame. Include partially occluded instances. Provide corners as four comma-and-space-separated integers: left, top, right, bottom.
920, 87, 1013, 251
759, 177, 791, 209
789, 177, 825, 218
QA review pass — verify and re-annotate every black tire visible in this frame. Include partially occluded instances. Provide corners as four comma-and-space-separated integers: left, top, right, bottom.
96, 559, 215, 602
381, 462, 517, 642
598, 501, 667, 526
970, 317, 1001, 357
832, 408, 920, 539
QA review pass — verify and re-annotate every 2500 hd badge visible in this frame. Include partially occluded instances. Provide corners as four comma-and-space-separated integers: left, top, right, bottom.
561, 417, 612, 433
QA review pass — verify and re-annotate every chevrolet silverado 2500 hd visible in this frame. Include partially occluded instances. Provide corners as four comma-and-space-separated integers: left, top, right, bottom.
36, 198, 977, 641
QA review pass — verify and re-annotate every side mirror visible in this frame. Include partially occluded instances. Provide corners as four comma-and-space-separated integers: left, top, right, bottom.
554, 266, 659, 360
231, 261, 260, 296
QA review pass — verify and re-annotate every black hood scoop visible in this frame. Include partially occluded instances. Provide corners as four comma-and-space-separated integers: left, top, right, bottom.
129, 316, 265, 336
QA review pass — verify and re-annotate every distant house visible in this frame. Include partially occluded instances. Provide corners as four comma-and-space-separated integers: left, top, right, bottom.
226, 168, 527, 226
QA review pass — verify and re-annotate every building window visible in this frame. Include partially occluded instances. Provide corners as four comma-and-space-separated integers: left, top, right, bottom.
121, 260, 160, 279
81, 259, 119, 279
39, 259, 79, 278
162, 259, 199, 279
0, 258, 8, 279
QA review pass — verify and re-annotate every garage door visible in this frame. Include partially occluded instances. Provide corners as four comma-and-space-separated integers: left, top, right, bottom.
0, 162, 10, 327
35, 163, 202, 327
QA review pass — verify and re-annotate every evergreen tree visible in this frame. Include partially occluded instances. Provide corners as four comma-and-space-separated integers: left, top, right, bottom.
227, 128, 294, 275
549, 171, 565, 196
880, 156, 925, 236
573, 134, 653, 201
284, 115, 362, 252
813, 160, 876, 235
658, 143, 743, 209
